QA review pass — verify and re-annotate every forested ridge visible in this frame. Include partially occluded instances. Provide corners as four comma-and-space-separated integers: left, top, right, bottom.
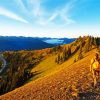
0, 36, 99, 97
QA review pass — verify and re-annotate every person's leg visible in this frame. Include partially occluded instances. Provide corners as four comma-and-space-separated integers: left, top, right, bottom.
92, 69, 95, 79
93, 70, 97, 86
97, 71, 99, 79
91, 67, 94, 77
90, 65, 92, 72
97, 71, 100, 80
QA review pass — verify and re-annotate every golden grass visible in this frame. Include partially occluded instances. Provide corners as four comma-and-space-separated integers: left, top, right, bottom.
26, 42, 96, 83
0, 49, 99, 100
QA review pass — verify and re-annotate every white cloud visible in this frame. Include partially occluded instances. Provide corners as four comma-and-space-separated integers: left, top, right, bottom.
31, 4, 42, 16
27, 0, 43, 17
16, 0, 26, 9
48, 13, 58, 22
0, 7, 28, 23
34, 0, 77, 26
55, 0, 77, 25
36, 13, 58, 25
15, 0, 76, 26
60, 14, 75, 25
36, 10, 75, 26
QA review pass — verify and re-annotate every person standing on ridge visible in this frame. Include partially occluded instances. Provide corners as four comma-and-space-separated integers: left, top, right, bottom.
90, 52, 100, 86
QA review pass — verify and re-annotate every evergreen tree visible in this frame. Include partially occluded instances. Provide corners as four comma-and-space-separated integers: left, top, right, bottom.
60, 56, 63, 63
55, 57, 58, 63
63, 48, 68, 61
78, 43, 83, 60
96, 37, 100, 47
93, 37, 97, 46
57, 54, 61, 64
74, 59, 77, 63
67, 46, 71, 57
84, 36, 92, 52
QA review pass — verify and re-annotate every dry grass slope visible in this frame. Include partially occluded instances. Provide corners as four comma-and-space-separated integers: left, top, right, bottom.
0, 48, 100, 100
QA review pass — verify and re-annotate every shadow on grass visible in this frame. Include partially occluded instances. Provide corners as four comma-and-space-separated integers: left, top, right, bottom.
78, 92, 100, 100
78, 82, 100, 100
25, 70, 45, 83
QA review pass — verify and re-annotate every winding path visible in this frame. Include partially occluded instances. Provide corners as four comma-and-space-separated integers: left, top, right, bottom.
0, 54, 7, 73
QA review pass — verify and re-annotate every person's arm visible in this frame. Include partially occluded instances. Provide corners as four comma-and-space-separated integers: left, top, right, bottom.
90, 59, 94, 72
90, 64, 92, 72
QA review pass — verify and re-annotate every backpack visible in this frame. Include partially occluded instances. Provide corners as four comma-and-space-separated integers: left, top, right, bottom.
92, 58, 100, 71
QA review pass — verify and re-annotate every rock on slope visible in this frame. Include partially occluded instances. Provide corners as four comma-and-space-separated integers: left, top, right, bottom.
0, 49, 100, 100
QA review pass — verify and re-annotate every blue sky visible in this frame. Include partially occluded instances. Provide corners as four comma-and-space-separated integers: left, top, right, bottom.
0, 0, 100, 38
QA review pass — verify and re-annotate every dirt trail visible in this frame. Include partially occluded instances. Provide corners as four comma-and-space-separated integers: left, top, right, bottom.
0, 50, 100, 100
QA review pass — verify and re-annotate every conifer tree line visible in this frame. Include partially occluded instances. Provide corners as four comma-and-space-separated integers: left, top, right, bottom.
0, 36, 99, 95
84, 36, 99, 52
78, 43, 83, 60
0, 51, 43, 95
55, 46, 71, 64
55, 36, 99, 64
75, 36, 99, 61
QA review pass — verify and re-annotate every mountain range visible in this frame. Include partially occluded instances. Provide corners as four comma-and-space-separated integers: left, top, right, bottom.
0, 36, 75, 51
0, 36, 99, 99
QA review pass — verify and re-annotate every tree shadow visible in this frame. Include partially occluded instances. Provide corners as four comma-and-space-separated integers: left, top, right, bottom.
78, 92, 100, 100
76, 72, 100, 99
97, 82, 100, 86
78, 82, 100, 100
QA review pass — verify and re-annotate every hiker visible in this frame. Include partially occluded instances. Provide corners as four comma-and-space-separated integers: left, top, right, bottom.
90, 52, 100, 86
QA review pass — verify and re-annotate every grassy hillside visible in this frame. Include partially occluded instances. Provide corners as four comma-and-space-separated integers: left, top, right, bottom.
0, 36, 99, 99
0, 48, 53, 95
26, 36, 99, 83
0, 48, 100, 100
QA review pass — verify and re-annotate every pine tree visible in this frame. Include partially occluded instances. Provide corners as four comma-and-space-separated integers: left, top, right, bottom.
84, 36, 92, 52
78, 43, 83, 60
67, 46, 71, 57
55, 57, 57, 63
60, 56, 63, 63
96, 37, 100, 47
74, 58, 77, 63
56, 54, 61, 64
93, 37, 97, 47
63, 48, 68, 61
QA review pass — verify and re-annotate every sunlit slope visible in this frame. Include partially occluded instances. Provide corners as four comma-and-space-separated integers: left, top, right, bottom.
0, 36, 99, 99
27, 43, 79, 82
1, 48, 99, 100
28, 41, 84, 82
